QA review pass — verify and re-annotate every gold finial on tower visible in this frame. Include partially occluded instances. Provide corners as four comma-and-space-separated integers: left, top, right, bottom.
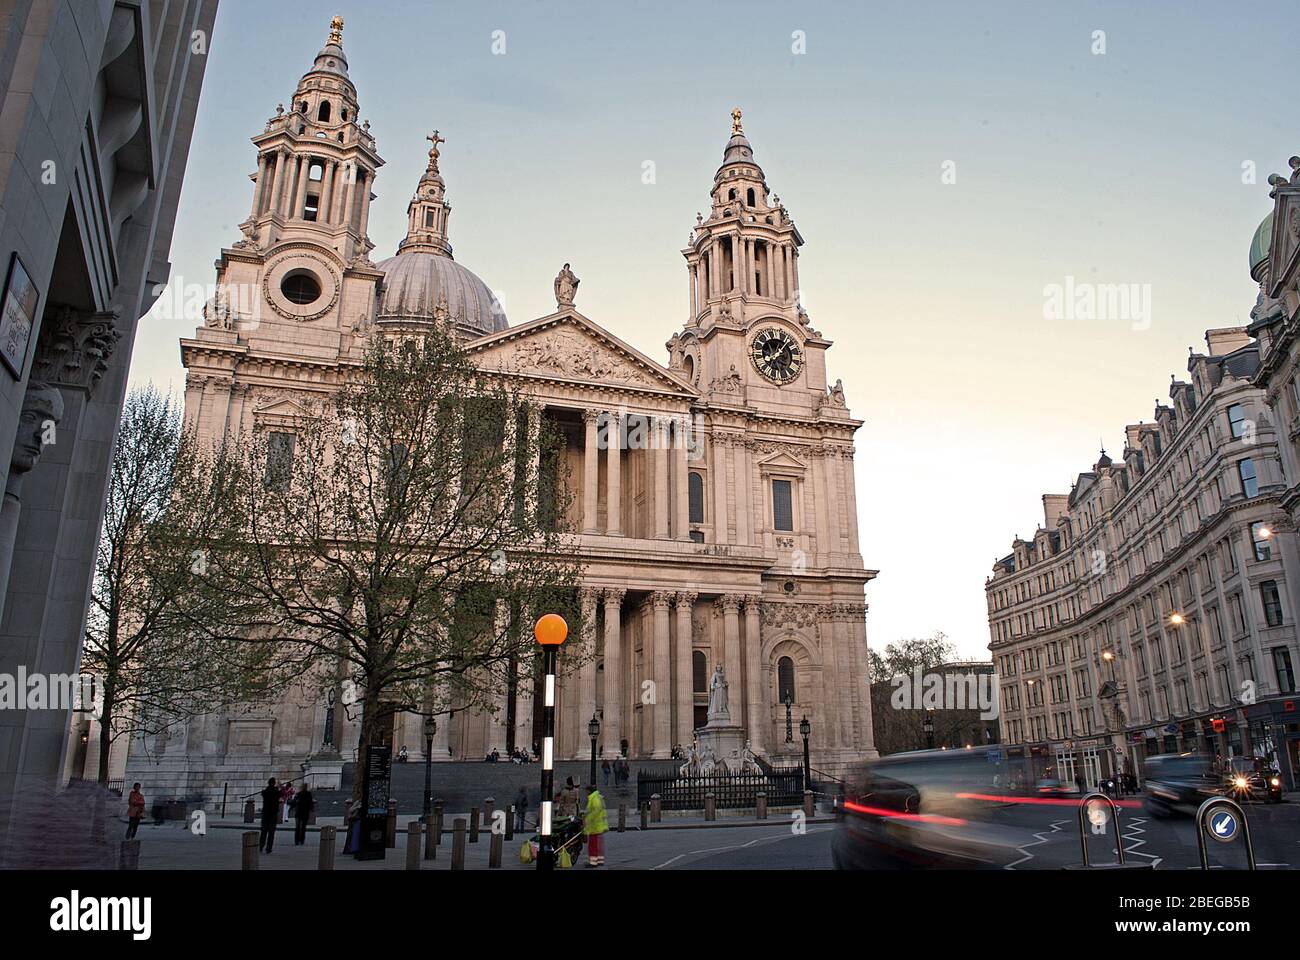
731, 107, 743, 136
328, 15, 344, 45
426, 130, 445, 170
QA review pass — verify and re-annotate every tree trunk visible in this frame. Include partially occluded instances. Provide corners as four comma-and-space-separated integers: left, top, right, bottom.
96, 676, 116, 783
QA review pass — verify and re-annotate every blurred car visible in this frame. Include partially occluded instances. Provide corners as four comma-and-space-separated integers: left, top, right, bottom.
1223, 756, 1284, 804
1033, 777, 1079, 798
1142, 753, 1223, 817
832, 746, 1036, 869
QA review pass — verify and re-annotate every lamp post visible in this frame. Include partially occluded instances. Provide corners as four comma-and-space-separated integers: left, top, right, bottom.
784, 692, 794, 744
799, 715, 811, 790
534, 613, 568, 871
588, 713, 600, 787
923, 711, 935, 750
422, 714, 436, 823
322, 689, 336, 750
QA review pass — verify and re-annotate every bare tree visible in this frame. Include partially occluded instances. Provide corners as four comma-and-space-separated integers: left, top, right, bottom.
82, 387, 273, 782
191, 329, 586, 801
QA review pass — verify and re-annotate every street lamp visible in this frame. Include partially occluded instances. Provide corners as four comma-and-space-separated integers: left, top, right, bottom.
422, 714, 436, 823
587, 712, 601, 787
1168, 612, 1185, 627
923, 711, 935, 750
784, 692, 794, 744
799, 715, 811, 790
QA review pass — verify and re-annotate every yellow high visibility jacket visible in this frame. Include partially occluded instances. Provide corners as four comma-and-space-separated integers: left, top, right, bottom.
584, 789, 608, 835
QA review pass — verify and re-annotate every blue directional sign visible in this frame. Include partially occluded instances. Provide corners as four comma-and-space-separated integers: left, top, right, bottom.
1207, 808, 1239, 843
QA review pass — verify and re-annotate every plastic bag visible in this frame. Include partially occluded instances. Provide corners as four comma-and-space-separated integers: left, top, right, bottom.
519, 840, 533, 864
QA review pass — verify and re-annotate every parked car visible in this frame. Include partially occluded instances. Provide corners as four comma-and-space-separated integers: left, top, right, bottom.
1142, 753, 1223, 817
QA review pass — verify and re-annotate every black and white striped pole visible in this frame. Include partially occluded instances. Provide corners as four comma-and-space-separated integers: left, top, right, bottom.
534, 612, 568, 871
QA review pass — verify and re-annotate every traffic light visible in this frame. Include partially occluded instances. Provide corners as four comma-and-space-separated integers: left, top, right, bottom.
1211, 717, 1226, 734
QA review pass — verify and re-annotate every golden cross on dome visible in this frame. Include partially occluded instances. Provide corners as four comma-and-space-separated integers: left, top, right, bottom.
329, 15, 344, 45
426, 130, 445, 165
731, 107, 743, 136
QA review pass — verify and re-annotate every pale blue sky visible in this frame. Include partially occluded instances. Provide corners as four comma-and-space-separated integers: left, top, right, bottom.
130, 0, 1300, 659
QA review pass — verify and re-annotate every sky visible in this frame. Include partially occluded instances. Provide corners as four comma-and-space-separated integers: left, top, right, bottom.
128, 0, 1300, 661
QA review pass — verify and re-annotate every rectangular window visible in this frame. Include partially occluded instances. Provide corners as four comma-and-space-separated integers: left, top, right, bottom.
772, 479, 793, 531
1238, 458, 1258, 497
265, 431, 295, 489
1274, 647, 1296, 693
1227, 403, 1248, 439
1261, 580, 1284, 628
1251, 522, 1273, 562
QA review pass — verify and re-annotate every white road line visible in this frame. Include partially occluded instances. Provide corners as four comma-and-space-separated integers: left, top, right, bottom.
650, 825, 831, 870
1005, 818, 1068, 870
1120, 816, 1162, 867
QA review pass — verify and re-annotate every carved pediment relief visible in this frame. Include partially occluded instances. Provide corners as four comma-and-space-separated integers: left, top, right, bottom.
470, 314, 694, 395
252, 394, 314, 426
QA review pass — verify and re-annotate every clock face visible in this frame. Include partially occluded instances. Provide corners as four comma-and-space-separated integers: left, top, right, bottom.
750, 327, 804, 383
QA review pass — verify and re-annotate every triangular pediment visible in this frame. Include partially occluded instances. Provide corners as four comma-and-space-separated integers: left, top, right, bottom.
467, 310, 697, 397
756, 450, 807, 471
252, 395, 313, 421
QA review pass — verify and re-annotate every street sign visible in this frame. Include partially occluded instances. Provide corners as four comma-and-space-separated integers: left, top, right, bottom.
356, 744, 391, 861
1207, 808, 1238, 843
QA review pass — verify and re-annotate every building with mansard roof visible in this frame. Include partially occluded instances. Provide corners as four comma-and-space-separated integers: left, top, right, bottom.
126, 19, 878, 803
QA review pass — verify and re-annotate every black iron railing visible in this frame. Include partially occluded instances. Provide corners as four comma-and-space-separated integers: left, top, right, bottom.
636, 767, 805, 810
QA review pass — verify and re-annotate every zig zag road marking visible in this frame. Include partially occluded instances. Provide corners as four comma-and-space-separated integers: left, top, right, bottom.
1005, 818, 1069, 870
1120, 816, 1162, 867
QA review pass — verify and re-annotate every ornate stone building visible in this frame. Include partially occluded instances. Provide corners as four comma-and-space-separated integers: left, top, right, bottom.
986, 325, 1300, 790
127, 21, 877, 802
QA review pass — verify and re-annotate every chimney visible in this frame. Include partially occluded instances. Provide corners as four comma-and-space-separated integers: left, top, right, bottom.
1204, 327, 1250, 357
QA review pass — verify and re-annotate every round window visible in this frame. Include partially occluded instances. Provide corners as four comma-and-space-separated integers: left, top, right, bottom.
281, 271, 321, 305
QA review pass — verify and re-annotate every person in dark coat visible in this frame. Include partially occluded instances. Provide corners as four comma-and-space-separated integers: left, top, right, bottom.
259, 778, 280, 853
293, 783, 314, 845
514, 786, 528, 831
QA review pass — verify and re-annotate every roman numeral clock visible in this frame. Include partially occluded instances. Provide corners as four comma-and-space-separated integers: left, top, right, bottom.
749, 327, 804, 383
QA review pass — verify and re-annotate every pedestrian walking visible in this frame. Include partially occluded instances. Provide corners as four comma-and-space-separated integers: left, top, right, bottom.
559, 777, 579, 818
514, 786, 528, 831
259, 777, 280, 853
584, 784, 608, 868
601, 758, 611, 787
124, 783, 145, 839
293, 782, 314, 845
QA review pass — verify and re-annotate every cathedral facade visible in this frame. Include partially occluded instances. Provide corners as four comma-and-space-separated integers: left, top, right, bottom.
127, 19, 877, 801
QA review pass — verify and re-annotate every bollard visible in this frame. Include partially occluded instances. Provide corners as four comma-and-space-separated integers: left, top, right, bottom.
756, 792, 768, 820
241, 831, 259, 870
119, 839, 140, 870
243, 799, 255, 823
386, 799, 398, 848
405, 821, 421, 870
469, 806, 480, 843
308, 806, 317, 825
704, 793, 716, 821
424, 814, 437, 861
489, 831, 503, 868
650, 794, 662, 823
618, 801, 627, 833
318, 825, 337, 871
433, 801, 444, 846
451, 817, 467, 870
803, 790, 815, 817
640, 802, 649, 830
484, 797, 495, 827
506, 806, 515, 841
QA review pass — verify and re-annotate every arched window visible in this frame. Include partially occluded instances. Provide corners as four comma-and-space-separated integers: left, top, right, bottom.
747, 187, 756, 206
688, 471, 704, 524
317, 100, 332, 122
298, 101, 308, 114
778, 656, 796, 703
692, 651, 707, 693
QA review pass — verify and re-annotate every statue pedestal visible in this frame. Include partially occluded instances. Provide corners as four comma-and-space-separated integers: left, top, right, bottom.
303, 753, 345, 790
696, 723, 746, 776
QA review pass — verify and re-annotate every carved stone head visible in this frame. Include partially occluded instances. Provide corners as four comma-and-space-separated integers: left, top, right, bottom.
11, 380, 64, 474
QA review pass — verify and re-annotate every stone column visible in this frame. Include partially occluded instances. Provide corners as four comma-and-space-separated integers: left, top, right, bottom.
651, 592, 673, 757
842, 449, 861, 552
334, 161, 354, 224
604, 412, 622, 535
720, 596, 742, 704
486, 600, 510, 754
735, 440, 751, 544
291, 155, 311, 219
249, 153, 269, 218
674, 417, 690, 540
578, 588, 599, 739
357, 172, 373, 240
515, 652, 534, 755
653, 418, 669, 539
601, 589, 625, 757
675, 592, 697, 748
743, 597, 765, 753
268, 150, 288, 216
822, 447, 843, 556
340, 164, 357, 230
525, 404, 541, 523
319, 160, 336, 225
582, 410, 599, 533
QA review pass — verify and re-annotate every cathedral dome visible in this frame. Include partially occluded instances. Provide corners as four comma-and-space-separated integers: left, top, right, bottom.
375, 251, 507, 336
1249, 211, 1272, 276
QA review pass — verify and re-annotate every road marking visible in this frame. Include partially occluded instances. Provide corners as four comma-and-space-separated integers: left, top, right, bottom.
650, 825, 831, 870
1120, 817, 1162, 867
1005, 819, 1068, 870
